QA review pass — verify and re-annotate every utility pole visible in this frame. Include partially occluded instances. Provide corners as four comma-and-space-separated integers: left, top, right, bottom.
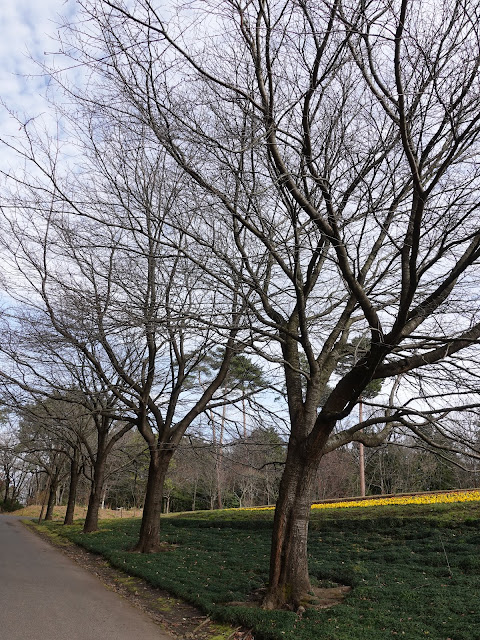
359, 397, 366, 497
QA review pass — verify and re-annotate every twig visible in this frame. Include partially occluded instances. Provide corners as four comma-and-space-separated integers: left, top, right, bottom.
439, 533, 452, 577
186, 617, 211, 636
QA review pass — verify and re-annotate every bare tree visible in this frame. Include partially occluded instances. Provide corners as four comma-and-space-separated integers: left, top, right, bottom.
16, 406, 71, 521
1, 99, 249, 550
47, 0, 480, 607
0, 427, 30, 509
0, 309, 136, 531
225, 427, 285, 508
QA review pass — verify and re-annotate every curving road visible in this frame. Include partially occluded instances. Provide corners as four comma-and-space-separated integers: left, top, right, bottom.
0, 515, 173, 640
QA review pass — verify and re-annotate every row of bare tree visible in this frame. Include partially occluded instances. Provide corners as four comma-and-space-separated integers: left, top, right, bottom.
4, 414, 478, 519
2, 0, 480, 608
1, 423, 286, 514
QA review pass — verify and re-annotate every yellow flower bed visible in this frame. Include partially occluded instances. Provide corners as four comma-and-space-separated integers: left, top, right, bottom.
234, 490, 480, 513
310, 490, 480, 510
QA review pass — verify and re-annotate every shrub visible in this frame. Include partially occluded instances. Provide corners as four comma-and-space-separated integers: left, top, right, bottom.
0, 498, 23, 512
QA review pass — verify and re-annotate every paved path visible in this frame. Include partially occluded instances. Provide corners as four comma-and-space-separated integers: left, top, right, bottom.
0, 515, 174, 640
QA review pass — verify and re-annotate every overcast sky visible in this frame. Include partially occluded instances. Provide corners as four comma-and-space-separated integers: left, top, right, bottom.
0, 0, 77, 164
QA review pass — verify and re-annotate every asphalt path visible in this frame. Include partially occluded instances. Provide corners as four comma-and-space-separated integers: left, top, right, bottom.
0, 515, 174, 640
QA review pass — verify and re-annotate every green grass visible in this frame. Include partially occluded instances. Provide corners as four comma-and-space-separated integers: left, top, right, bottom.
40, 501, 480, 640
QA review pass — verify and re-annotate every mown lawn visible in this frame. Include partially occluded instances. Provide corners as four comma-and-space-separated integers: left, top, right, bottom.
39, 500, 480, 640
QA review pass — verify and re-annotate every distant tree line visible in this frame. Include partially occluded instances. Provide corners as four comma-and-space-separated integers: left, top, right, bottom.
3, 412, 479, 515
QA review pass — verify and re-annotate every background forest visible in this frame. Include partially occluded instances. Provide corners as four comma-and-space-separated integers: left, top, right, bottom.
2, 414, 479, 516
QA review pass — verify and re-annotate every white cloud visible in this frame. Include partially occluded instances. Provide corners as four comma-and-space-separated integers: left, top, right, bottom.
0, 0, 77, 169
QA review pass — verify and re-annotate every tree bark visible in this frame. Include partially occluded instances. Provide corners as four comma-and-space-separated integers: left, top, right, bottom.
38, 476, 50, 524
44, 476, 58, 521
133, 448, 173, 553
263, 444, 320, 610
83, 456, 106, 533
3, 474, 10, 503
64, 455, 80, 526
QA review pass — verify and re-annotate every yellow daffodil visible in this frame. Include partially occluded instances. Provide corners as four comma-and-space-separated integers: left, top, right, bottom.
226, 489, 480, 513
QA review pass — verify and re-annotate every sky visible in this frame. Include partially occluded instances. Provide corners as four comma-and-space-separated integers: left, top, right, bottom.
0, 0, 77, 166
0, 1, 78, 310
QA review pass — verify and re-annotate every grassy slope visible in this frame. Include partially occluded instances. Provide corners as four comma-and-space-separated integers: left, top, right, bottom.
38, 501, 480, 640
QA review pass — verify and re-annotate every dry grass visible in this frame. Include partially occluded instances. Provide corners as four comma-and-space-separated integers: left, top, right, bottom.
11, 504, 143, 521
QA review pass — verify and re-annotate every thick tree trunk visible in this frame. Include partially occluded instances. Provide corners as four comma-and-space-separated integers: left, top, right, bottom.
83, 457, 106, 533
64, 456, 80, 526
3, 473, 10, 503
133, 448, 173, 553
263, 445, 320, 610
38, 479, 50, 524
44, 477, 58, 521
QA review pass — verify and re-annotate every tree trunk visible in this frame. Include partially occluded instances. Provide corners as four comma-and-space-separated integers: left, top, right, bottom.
164, 495, 170, 514
64, 456, 80, 525
133, 448, 173, 553
101, 485, 107, 509
44, 477, 58, 521
212, 408, 224, 510
216, 455, 223, 510
38, 476, 51, 524
192, 478, 197, 512
83, 456, 106, 533
3, 473, 10, 503
358, 399, 366, 496
263, 445, 320, 610
242, 396, 247, 438
219, 405, 225, 507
